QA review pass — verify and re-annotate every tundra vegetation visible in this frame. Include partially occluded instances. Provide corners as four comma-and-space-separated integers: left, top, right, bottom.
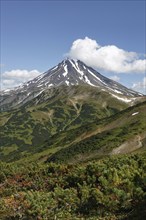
0, 154, 146, 220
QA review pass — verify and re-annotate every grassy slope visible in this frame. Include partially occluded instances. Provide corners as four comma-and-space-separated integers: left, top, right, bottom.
46, 100, 146, 163
0, 85, 131, 162
1, 100, 145, 165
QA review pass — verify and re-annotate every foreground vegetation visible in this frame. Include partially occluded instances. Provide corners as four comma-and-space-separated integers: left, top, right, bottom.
0, 153, 146, 219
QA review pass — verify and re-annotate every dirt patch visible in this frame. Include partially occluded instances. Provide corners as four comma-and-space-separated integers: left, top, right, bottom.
111, 132, 146, 155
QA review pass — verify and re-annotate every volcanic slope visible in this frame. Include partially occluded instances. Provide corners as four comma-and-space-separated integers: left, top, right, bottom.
0, 59, 143, 111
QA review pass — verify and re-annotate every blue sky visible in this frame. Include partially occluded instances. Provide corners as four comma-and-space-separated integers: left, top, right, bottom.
1, 0, 146, 94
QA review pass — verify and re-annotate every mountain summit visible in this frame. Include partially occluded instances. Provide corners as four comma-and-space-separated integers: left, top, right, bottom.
0, 59, 144, 110
31, 58, 142, 95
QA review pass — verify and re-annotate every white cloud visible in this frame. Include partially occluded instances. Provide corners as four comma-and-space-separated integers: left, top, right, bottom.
110, 75, 120, 82
2, 79, 15, 85
132, 77, 146, 94
4, 69, 40, 79
1, 69, 41, 90
68, 37, 146, 73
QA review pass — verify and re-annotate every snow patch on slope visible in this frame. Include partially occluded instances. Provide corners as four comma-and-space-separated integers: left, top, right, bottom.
65, 80, 70, 86
84, 76, 96, 87
88, 69, 103, 83
69, 59, 84, 78
114, 89, 123, 94
111, 94, 133, 103
63, 65, 68, 77
132, 112, 139, 116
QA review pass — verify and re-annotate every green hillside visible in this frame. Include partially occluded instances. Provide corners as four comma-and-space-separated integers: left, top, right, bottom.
1, 98, 145, 164
47, 100, 146, 164
0, 85, 132, 162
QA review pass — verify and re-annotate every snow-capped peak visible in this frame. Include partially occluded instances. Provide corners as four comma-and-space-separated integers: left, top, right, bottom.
0, 59, 144, 110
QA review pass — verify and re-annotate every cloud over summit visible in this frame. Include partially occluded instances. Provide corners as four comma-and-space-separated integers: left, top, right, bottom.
68, 37, 146, 74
